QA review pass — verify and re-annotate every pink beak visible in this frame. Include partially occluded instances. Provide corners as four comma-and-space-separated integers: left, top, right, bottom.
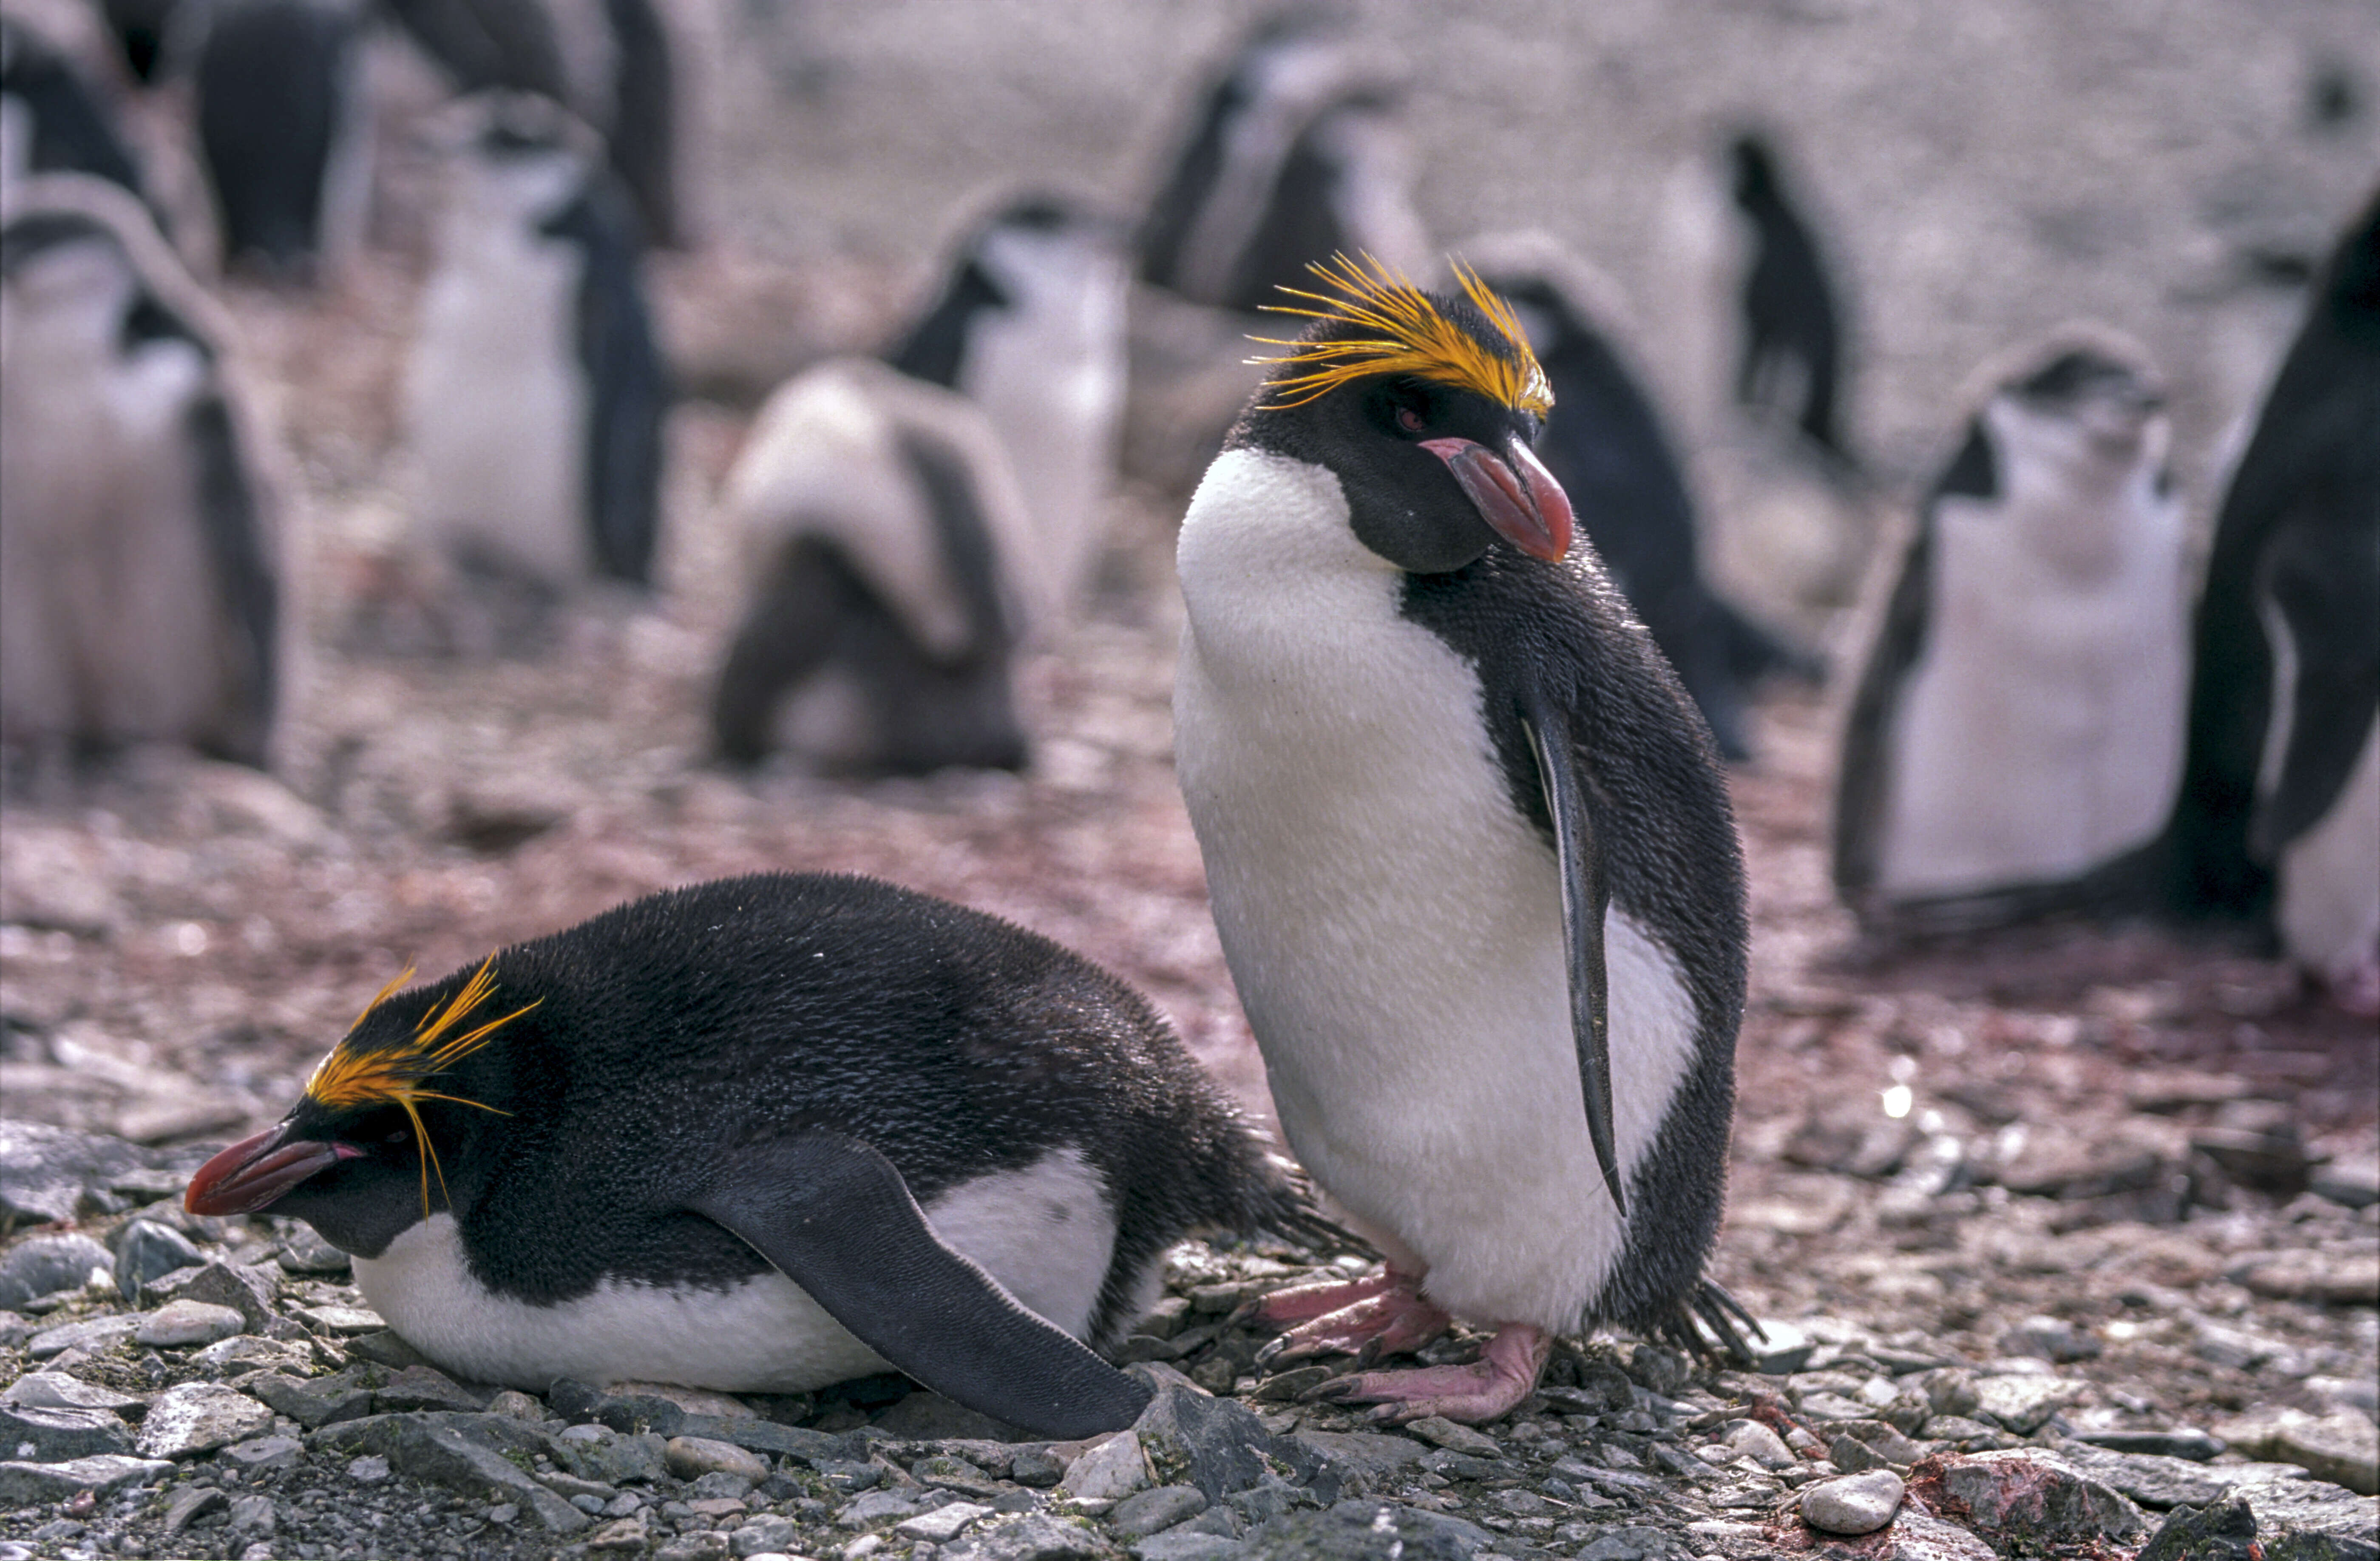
1420, 437, 1575, 562
186, 1127, 359, 1217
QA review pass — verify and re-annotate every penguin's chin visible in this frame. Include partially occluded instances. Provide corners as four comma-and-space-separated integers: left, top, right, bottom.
186, 1127, 356, 1216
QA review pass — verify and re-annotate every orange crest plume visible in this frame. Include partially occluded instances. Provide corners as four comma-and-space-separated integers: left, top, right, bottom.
304, 958, 535, 1213
1249, 252, 1554, 415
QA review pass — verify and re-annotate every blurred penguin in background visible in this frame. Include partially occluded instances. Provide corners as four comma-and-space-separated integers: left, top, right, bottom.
1, 11, 149, 216
0, 176, 286, 772
402, 91, 667, 647
382, 0, 690, 247
191, 0, 372, 278
2164, 190, 2380, 1013
1727, 133, 1852, 468
710, 357, 1037, 777
1464, 233, 1817, 762
1139, 9, 1427, 314
886, 193, 1128, 614
1834, 328, 2187, 934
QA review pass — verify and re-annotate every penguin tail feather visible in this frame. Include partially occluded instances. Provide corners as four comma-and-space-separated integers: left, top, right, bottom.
1653, 1278, 1767, 1366
1246, 1162, 1380, 1262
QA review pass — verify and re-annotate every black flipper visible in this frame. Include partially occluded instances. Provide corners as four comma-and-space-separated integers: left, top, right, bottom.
1520, 691, 1625, 1220
686, 1132, 1154, 1440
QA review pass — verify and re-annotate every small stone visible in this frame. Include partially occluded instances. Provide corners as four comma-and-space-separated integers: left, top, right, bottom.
138, 1260, 279, 1331
840, 1488, 928, 1527
2235, 1251, 2380, 1306
1972, 1374, 2083, 1435
487, 1388, 548, 1420
1061, 1430, 1152, 1501
1113, 1484, 1210, 1538
137, 1298, 247, 1348
349, 1454, 391, 1484
0, 1371, 142, 1416
1801, 1470, 1904, 1535
733, 1513, 802, 1556
913, 1454, 1006, 1499
0, 1402, 134, 1460
1404, 1417, 1503, 1457
2136, 1497, 2258, 1561
1742, 1319, 1815, 1375
2070, 1428, 2226, 1462
113, 1221, 204, 1300
1937, 1450, 2147, 1546
1717, 1420, 1796, 1470
667, 1434, 771, 1483
2214, 1408, 2380, 1496
344, 1329, 429, 1369
371, 1364, 488, 1414
164, 1484, 230, 1535
1997, 1316, 2100, 1363
222, 1434, 304, 1471
226, 1492, 275, 1535
246, 1367, 375, 1429
1133, 1533, 1242, 1561
2311, 1155, 2380, 1209
1882, 1509, 1998, 1561
0, 1234, 114, 1311
1918, 1369, 1982, 1419
1010, 1447, 1067, 1487
962, 1513, 1115, 1561
0, 1453, 172, 1501
188, 1334, 314, 1378
553, 1423, 670, 1486
587, 1514, 652, 1551
137, 1380, 277, 1458
24, 1313, 142, 1358
275, 1228, 352, 1275
657, 1532, 734, 1561
899, 1501, 994, 1542
295, 1303, 387, 1334
690, 1471, 756, 1501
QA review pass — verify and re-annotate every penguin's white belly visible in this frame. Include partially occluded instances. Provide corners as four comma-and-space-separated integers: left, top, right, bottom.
2278, 715, 2380, 990
351, 1148, 1122, 1394
1174, 448, 1702, 1333
407, 236, 587, 588
1880, 488, 2188, 895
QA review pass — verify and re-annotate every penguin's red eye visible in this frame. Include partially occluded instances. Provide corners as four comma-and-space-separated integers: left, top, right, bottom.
1396, 405, 1427, 434
384, 1128, 409, 1146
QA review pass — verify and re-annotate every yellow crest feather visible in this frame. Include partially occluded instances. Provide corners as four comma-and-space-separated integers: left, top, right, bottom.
304, 957, 533, 1214
1249, 252, 1553, 414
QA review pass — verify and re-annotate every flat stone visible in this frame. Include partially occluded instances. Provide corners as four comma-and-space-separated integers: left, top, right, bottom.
1717, 1419, 1796, 1470
139, 1260, 280, 1331
295, 1303, 387, 1333
1063, 1430, 1152, 1501
0, 1371, 142, 1416
1294, 1430, 1428, 1485
1801, 1469, 1905, 1535
488, 1388, 548, 1420
1997, 1315, 2100, 1363
2311, 1156, 2380, 1209
943, 1513, 1116, 1561
222, 1434, 305, 1472
0, 1453, 172, 1502
246, 1367, 375, 1429
1403, 1418, 1502, 1458
840, 1488, 928, 1527
348, 1454, 391, 1484
1936, 1450, 2147, 1546
2070, 1429, 2227, 1462
1972, 1374, 2085, 1435
1133, 1371, 1316, 1502
0, 1402, 134, 1461
666, 1433, 771, 1483
914, 1454, 1008, 1499
877, 1391, 1024, 1441
2224, 1465, 2380, 1547
1878, 1509, 1998, 1561
732, 1513, 802, 1556
0, 1234, 113, 1310
188, 1334, 315, 1378
1742, 1319, 1817, 1375
164, 1484, 230, 1535
899, 1500, 995, 1541
587, 1514, 652, 1551
657, 1535, 733, 1561
113, 1220, 204, 1300
2138, 1496, 2259, 1561
1573, 1523, 1689, 1560
2217, 1408, 2380, 1496
370, 1363, 489, 1413
548, 1377, 694, 1438
2236, 1252, 2380, 1306
309, 1412, 589, 1531
1114, 1484, 1211, 1538
1134, 1533, 1242, 1561
226, 1491, 275, 1535
688, 1470, 756, 1501
1242, 1500, 1490, 1561
25, 1313, 141, 1359
344, 1329, 429, 1369
274, 1228, 352, 1275
685, 1415, 851, 1464
548, 1423, 670, 1486
1798, 1391, 1875, 1423
137, 1298, 247, 1348
136, 1380, 276, 1458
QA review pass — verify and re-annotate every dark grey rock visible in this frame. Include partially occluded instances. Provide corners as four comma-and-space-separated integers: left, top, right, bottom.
1242, 1500, 1491, 1561
222, 1434, 305, 1472
549, 1422, 672, 1486
1292, 1431, 1426, 1490
274, 1228, 352, 1275
1134, 1532, 1242, 1561
820, 1456, 887, 1492
2071, 1429, 2227, 1462
1114, 1485, 1210, 1539
136, 1380, 277, 1458
138, 1260, 279, 1331
1937, 1450, 2149, 1546
1997, 1315, 2101, 1363
344, 1330, 429, 1369
1131, 1371, 1313, 1502
548, 1377, 692, 1437
2139, 1497, 2260, 1561
0, 1233, 112, 1310
1544, 1362, 1636, 1416
1618, 1345, 1689, 1396
877, 1391, 1024, 1442
308, 1412, 588, 1531
247, 1367, 376, 1429
942, 1512, 1117, 1561
0, 1123, 204, 1228
914, 1454, 1008, 1499
0, 1371, 142, 1416
369, 1364, 491, 1414
0, 1452, 172, 1502
732, 1513, 802, 1556
163, 1484, 229, 1536
113, 1220, 203, 1300
679, 1412, 852, 1465
24, 1312, 142, 1359
0, 1402, 135, 1461
225, 1491, 275, 1536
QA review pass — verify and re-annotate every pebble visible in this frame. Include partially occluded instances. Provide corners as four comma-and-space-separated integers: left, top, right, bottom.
135, 1380, 277, 1459
0, 1234, 113, 1311
1800, 1469, 1904, 1535
136, 1297, 247, 1347
222, 1435, 306, 1472
732, 1514, 801, 1556
1404, 1417, 1503, 1457
2213, 1407, 2380, 1495
1059, 1430, 1152, 1501
1716, 1420, 1795, 1470
0, 1370, 143, 1416
1111, 1484, 1209, 1538
112, 1220, 204, 1300
897, 1501, 993, 1542
25, 1313, 143, 1359
0, 1453, 172, 1502
349, 1454, 392, 1484
1996, 1315, 2100, 1363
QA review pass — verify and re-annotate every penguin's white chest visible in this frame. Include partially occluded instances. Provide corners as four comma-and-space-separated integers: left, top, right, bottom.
350, 1149, 1125, 1394
1173, 448, 1700, 1333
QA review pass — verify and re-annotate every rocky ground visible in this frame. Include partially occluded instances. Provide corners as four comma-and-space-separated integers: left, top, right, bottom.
5, 0, 2380, 1557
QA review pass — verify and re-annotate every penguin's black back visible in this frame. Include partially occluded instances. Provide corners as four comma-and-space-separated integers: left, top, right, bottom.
1398, 549, 1746, 1330
2167, 187, 2380, 918
405, 874, 1282, 1327
196, 0, 353, 270
1729, 134, 1846, 460
1, 19, 148, 200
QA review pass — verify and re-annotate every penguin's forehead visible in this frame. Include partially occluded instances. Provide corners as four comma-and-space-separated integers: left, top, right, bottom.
1251, 254, 1553, 417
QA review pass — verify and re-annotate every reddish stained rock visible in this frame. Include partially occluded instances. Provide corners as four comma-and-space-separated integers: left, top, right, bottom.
1912, 1449, 2147, 1549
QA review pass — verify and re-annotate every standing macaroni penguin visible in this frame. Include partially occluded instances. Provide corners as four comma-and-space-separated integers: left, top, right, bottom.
1173, 255, 1752, 1424
2166, 190, 2380, 1010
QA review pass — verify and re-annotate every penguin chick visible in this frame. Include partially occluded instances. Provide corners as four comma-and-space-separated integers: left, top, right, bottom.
403, 91, 668, 625
2167, 188, 2380, 1012
887, 193, 1129, 616
709, 356, 1038, 775
1173, 255, 1753, 1425
186, 872, 1334, 1438
0, 174, 284, 770
1835, 327, 2187, 934
1461, 233, 1819, 761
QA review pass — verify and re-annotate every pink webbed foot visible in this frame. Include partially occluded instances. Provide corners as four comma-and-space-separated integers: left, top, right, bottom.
1309, 1323, 1553, 1425
1251, 1271, 1453, 1368
1239, 1270, 1398, 1329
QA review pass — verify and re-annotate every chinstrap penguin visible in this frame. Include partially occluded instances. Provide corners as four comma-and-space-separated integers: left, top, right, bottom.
2164, 190, 2380, 1012
886, 193, 1129, 616
403, 91, 668, 622
1172, 255, 1753, 1424
710, 356, 1038, 775
1463, 235, 1817, 762
1138, 12, 1427, 315
0, 175, 284, 771
185, 873, 1342, 1438
0, 14, 149, 219
1727, 134, 1851, 468
191, 0, 371, 278
1833, 329, 2188, 934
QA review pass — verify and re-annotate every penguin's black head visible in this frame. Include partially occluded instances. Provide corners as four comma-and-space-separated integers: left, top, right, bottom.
185, 960, 537, 1257
1230, 253, 1573, 573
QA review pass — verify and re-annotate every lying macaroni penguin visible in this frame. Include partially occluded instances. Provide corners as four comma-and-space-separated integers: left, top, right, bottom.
1173, 255, 1753, 1424
187, 873, 1341, 1438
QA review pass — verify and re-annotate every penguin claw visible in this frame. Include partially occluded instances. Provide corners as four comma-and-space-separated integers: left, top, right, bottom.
1259, 1283, 1454, 1366
1240, 1270, 1396, 1330
1319, 1324, 1552, 1427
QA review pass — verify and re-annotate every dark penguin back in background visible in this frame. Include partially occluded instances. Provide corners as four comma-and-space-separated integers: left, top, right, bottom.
194, 0, 360, 274
547, 166, 669, 585
1729, 133, 1851, 466
1, 16, 148, 201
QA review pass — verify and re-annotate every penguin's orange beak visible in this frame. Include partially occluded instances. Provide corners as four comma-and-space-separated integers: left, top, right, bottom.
186, 1126, 359, 1217
1420, 437, 1574, 562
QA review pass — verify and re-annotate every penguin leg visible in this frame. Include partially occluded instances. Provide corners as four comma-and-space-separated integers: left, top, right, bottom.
1237, 1269, 1398, 1327
1309, 1323, 1552, 1426
686, 1132, 1152, 1440
1254, 1273, 1451, 1368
